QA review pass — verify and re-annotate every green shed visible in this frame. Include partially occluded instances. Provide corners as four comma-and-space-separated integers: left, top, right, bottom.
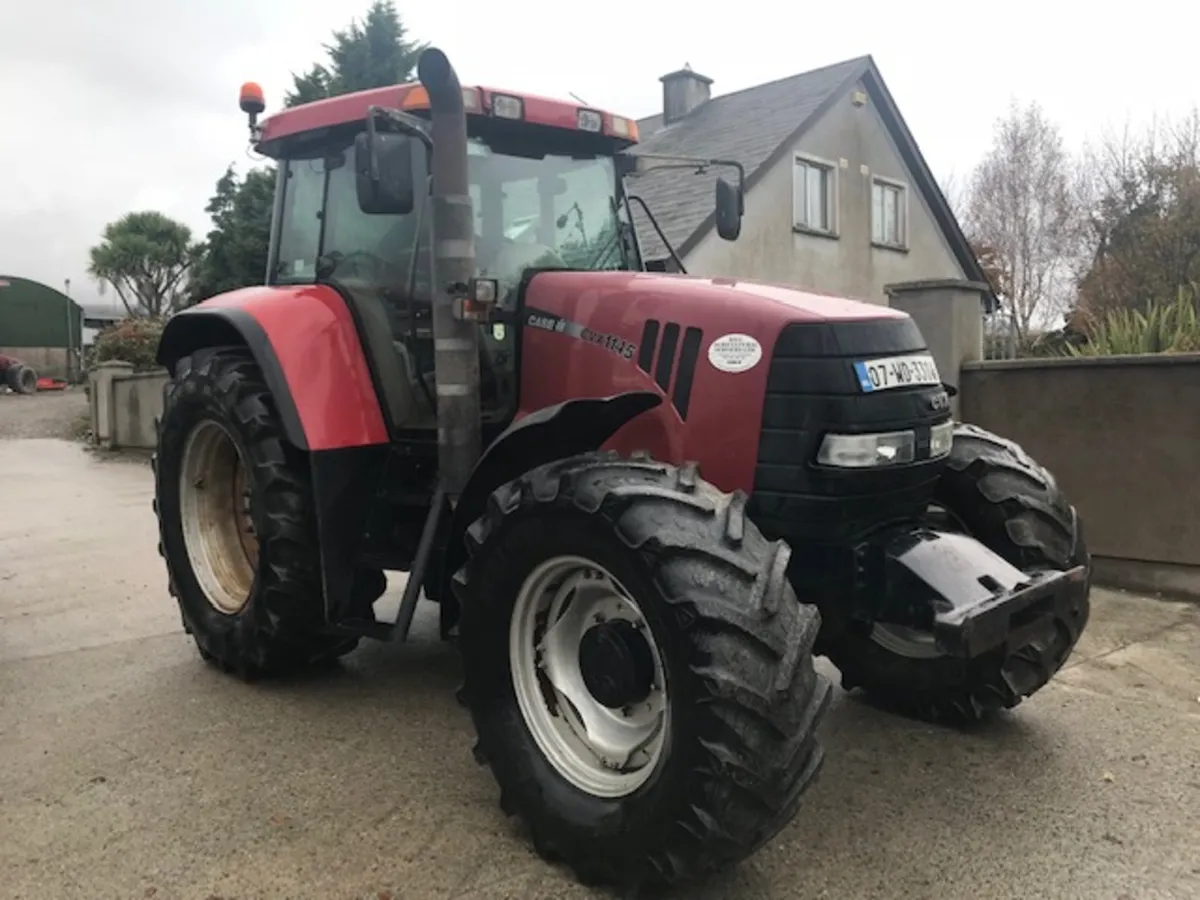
0, 275, 85, 381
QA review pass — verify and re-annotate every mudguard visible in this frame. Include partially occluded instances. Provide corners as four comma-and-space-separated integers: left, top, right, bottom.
436, 391, 662, 637
158, 286, 392, 627
883, 528, 1090, 658
157, 286, 389, 452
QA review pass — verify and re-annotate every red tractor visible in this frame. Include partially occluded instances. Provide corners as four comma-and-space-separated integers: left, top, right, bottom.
153, 48, 1091, 889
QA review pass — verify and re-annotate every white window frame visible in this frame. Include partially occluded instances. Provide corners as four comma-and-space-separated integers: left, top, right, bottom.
792, 154, 838, 237
871, 175, 908, 250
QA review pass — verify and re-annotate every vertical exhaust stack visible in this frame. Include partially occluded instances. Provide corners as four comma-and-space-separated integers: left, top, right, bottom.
418, 48, 481, 501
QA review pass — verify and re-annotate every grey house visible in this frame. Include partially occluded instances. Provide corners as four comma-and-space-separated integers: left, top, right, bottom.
626, 57, 995, 310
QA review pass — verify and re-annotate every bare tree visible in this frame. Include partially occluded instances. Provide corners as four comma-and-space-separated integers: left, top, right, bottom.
963, 102, 1082, 357
938, 169, 967, 220
1075, 110, 1200, 318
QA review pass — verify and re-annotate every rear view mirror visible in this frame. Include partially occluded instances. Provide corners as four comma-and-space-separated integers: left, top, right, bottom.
354, 131, 415, 215
715, 176, 743, 241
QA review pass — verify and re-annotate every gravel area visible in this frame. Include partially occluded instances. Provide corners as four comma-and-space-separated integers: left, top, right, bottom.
0, 389, 90, 440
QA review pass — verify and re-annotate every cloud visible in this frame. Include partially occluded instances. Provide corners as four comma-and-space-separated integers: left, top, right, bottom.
0, 0, 282, 290
1, 0, 1195, 299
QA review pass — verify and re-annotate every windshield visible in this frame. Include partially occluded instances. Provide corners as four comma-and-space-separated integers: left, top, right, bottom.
273, 136, 629, 300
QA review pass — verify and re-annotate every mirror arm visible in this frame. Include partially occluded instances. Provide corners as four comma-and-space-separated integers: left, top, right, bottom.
366, 105, 434, 150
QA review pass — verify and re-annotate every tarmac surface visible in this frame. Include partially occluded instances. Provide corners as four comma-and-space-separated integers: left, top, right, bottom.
2, 425, 1199, 900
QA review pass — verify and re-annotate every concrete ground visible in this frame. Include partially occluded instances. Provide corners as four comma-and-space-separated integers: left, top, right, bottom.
0, 387, 89, 440
2, 417, 1199, 899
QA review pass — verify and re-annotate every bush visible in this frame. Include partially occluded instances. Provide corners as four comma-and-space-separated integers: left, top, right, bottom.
92, 316, 166, 371
1066, 292, 1200, 357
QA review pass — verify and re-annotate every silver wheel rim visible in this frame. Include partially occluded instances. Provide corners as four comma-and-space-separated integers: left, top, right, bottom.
509, 555, 669, 798
869, 503, 969, 659
179, 419, 258, 615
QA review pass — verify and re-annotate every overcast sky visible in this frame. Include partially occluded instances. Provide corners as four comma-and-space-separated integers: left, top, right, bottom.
2, 0, 1196, 308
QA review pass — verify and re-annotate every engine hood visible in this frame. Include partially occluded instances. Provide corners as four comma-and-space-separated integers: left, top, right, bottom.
524, 270, 907, 324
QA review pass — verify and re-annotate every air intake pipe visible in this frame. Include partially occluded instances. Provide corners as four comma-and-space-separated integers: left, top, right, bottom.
417, 48, 481, 501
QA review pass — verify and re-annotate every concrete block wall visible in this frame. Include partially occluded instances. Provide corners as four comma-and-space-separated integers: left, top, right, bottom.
89, 361, 168, 450
959, 353, 1200, 599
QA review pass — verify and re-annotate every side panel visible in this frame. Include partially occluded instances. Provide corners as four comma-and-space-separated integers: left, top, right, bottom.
518, 272, 783, 494
176, 285, 388, 451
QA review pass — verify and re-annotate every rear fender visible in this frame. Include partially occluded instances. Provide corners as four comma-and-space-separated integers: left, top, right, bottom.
158, 288, 392, 624
157, 286, 389, 452
158, 306, 309, 449
435, 391, 662, 637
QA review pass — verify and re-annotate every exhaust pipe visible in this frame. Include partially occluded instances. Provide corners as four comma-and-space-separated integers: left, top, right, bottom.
418, 47, 481, 501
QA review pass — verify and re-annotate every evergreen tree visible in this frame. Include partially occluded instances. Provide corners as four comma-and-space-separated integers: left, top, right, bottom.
284, 1, 427, 108
188, 166, 276, 303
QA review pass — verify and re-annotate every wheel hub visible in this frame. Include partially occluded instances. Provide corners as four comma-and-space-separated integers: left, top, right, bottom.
179, 419, 258, 615
509, 555, 670, 798
579, 620, 656, 709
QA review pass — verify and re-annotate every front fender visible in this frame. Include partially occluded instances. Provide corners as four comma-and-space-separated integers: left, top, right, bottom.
436, 391, 662, 636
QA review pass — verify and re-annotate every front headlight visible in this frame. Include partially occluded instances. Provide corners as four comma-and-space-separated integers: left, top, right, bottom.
929, 421, 954, 459
817, 430, 916, 468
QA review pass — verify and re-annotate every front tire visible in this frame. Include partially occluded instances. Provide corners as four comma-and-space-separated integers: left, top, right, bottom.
154, 349, 360, 677
827, 423, 1091, 724
455, 451, 831, 889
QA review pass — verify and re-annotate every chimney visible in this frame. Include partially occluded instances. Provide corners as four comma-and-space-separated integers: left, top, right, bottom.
660, 64, 713, 125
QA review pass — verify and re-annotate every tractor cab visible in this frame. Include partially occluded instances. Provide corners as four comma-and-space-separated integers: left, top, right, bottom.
240, 80, 743, 435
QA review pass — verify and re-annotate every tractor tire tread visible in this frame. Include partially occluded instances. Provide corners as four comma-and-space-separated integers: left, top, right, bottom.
155, 349, 359, 679
7, 363, 38, 394
456, 450, 830, 890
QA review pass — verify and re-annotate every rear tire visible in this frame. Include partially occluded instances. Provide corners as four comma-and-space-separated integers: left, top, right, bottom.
154, 349, 363, 678
455, 451, 831, 889
826, 423, 1091, 724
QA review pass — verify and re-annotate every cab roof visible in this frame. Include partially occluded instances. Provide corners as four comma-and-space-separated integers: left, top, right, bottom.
257, 83, 640, 157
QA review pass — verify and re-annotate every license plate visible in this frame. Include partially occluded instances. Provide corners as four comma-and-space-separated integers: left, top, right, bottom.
853, 353, 941, 392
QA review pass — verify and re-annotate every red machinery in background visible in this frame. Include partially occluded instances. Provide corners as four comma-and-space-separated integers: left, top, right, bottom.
0, 354, 37, 394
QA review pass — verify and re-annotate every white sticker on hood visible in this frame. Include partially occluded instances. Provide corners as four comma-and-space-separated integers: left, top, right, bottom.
707, 333, 763, 373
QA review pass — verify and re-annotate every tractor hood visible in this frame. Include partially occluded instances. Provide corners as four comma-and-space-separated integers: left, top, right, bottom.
523, 270, 907, 325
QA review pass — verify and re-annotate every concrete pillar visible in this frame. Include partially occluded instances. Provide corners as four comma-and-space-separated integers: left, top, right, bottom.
885, 279, 988, 418
90, 361, 134, 448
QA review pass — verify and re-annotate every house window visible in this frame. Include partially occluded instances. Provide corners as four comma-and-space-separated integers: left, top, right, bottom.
793, 156, 836, 234
871, 178, 906, 247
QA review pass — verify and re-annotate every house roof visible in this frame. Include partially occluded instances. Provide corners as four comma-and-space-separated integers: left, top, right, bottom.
625, 57, 997, 310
